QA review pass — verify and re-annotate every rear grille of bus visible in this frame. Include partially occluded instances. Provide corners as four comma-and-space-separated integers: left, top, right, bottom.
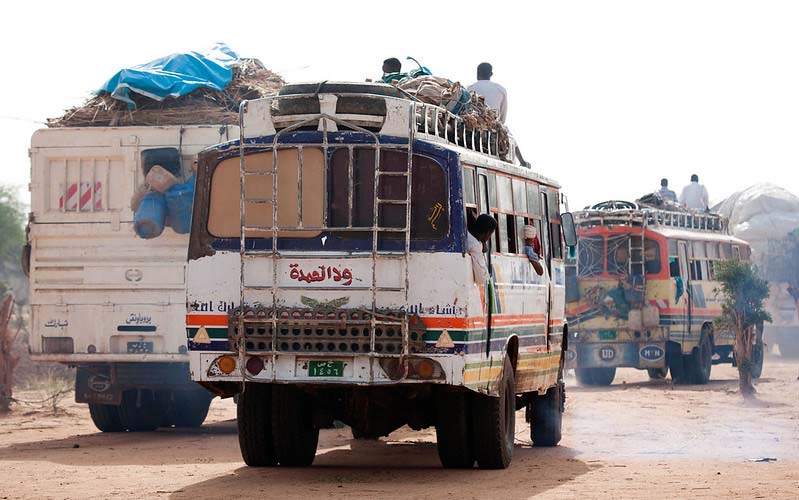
227, 307, 425, 355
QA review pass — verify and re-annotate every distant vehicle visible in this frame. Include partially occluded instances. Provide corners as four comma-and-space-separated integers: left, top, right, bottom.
751, 239, 799, 358
565, 201, 763, 386
25, 125, 235, 431
186, 81, 577, 469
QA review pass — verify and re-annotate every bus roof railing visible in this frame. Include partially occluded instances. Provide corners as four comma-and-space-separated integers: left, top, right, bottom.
574, 208, 729, 234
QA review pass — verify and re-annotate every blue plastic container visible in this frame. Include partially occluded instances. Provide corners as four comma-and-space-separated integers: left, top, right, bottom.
134, 191, 167, 239
165, 177, 195, 234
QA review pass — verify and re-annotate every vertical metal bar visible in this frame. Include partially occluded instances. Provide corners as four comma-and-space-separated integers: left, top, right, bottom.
297, 145, 303, 228
238, 101, 247, 386
444, 113, 449, 142
348, 146, 354, 228
403, 102, 415, 356
323, 136, 329, 229
90, 158, 96, 212
433, 108, 439, 137
424, 105, 429, 135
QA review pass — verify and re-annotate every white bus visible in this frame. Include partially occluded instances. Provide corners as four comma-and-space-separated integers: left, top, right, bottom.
187, 82, 576, 469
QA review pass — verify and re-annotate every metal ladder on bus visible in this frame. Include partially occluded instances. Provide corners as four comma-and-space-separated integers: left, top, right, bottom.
629, 223, 647, 300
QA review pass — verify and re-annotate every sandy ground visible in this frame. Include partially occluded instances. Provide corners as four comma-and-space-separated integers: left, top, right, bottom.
0, 358, 797, 500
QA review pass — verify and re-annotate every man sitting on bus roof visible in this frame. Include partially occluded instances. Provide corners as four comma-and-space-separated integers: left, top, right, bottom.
468, 214, 498, 284
468, 62, 508, 123
657, 178, 677, 202
523, 225, 544, 276
381, 58, 406, 84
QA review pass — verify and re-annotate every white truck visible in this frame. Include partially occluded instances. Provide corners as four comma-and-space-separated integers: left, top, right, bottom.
25, 125, 237, 431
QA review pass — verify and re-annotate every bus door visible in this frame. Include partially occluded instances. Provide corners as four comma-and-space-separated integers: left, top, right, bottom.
677, 240, 692, 345
540, 190, 553, 345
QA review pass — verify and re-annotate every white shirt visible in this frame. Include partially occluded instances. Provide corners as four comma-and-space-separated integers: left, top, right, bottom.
679, 181, 709, 210
468, 80, 508, 123
467, 232, 489, 283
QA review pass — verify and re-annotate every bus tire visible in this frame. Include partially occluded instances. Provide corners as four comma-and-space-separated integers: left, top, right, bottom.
530, 380, 564, 447
647, 368, 668, 380
118, 390, 163, 432
434, 389, 475, 468
88, 403, 124, 432
575, 367, 616, 386
172, 389, 213, 428
687, 333, 713, 384
237, 383, 277, 467
271, 385, 319, 467
471, 357, 515, 469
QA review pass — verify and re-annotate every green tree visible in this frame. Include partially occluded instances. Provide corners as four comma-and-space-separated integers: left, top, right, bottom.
714, 260, 771, 397
0, 186, 25, 296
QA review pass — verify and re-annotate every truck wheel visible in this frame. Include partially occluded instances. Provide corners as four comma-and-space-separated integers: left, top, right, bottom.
647, 368, 668, 380
471, 357, 515, 469
686, 333, 713, 384
119, 390, 163, 432
530, 380, 564, 447
172, 389, 214, 428
575, 367, 616, 386
750, 343, 764, 380
434, 389, 474, 468
237, 383, 277, 466
271, 385, 319, 466
88, 403, 124, 432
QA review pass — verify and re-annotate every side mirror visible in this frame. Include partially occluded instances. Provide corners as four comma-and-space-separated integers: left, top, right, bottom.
561, 212, 577, 248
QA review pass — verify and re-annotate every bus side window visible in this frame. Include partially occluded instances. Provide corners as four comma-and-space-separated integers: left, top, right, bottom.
463, 168, 476, 206
477, 174, 488, 214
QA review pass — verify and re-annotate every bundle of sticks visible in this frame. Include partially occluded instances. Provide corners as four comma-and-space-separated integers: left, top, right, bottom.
48, 59, 285, 127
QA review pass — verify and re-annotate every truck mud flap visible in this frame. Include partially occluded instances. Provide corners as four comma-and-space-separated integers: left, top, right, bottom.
76, 365, 121, 405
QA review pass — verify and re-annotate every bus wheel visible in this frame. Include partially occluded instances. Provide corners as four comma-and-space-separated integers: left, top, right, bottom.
434, 388, 475, 468
88, 403, 124, 432
646, 368, 668, 380
237, 383, 277, 466
272, 385, 319, 466
687, 333, 713, 384
530, 380, 564, 447
471, 357, 515, 469
119, 390, 164, 432
575, 367, 616, 386
172, 389, 213, 428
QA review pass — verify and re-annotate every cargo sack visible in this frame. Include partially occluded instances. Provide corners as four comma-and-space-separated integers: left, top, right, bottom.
134, 192, 167, 239
397, 76, 470, 115
145, 165, 180, 194
130, 183, 149, 212
165, 177, 195, 234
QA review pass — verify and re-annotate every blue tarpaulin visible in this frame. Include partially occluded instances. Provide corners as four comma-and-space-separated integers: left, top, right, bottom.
100, 43, 240, 108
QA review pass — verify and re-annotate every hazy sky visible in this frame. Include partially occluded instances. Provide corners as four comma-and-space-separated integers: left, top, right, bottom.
2, 0, 798, 211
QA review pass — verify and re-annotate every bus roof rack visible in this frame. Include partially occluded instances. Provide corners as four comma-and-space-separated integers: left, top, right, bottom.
575, 199, 729, 234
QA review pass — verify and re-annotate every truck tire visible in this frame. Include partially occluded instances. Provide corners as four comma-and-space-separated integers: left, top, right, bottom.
686, 333, 713, 384
119, 390, 163, 432
271, 385, 319, 466
172, 389, 213, 428
471, 357, 515, 469
647, 367, 668, 380
531, 380, 564, 447
88, 403, 124, 432
575, 367, 616, 386
237, 383, 277, 466
434, 389, 474, 468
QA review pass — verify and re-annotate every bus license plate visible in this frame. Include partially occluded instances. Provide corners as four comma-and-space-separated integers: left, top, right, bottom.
308, 360, 344, 377
127, 341, 153, 354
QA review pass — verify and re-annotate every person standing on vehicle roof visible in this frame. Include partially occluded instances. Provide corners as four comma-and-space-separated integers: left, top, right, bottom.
468, 214, 498, 283
468, 62, 508, 123
657, 178, 677, 202
680, 174, 710, 211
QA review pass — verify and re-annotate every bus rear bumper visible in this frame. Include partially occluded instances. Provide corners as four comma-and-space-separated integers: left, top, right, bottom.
567, 341, 667, 370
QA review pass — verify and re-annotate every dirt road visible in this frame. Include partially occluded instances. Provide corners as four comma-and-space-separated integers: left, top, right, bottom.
1, 359, 797, 500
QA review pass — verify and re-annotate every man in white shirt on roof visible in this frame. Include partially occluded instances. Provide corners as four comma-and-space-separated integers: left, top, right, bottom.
679, 174, 710, 211
468, 62, 508, 123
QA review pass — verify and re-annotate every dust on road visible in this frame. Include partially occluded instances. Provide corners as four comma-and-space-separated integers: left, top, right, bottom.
1, 360, 797, 500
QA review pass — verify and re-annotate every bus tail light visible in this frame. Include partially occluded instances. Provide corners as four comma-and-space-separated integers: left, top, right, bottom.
246, 356, 265, 375
217, 355, 236, 374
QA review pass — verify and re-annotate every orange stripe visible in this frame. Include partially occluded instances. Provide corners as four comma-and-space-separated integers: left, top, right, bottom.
186, 314, 228, 326
423, 314, 547, 329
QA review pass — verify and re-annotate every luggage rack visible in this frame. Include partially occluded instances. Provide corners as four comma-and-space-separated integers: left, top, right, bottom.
575, 207, 728, 234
